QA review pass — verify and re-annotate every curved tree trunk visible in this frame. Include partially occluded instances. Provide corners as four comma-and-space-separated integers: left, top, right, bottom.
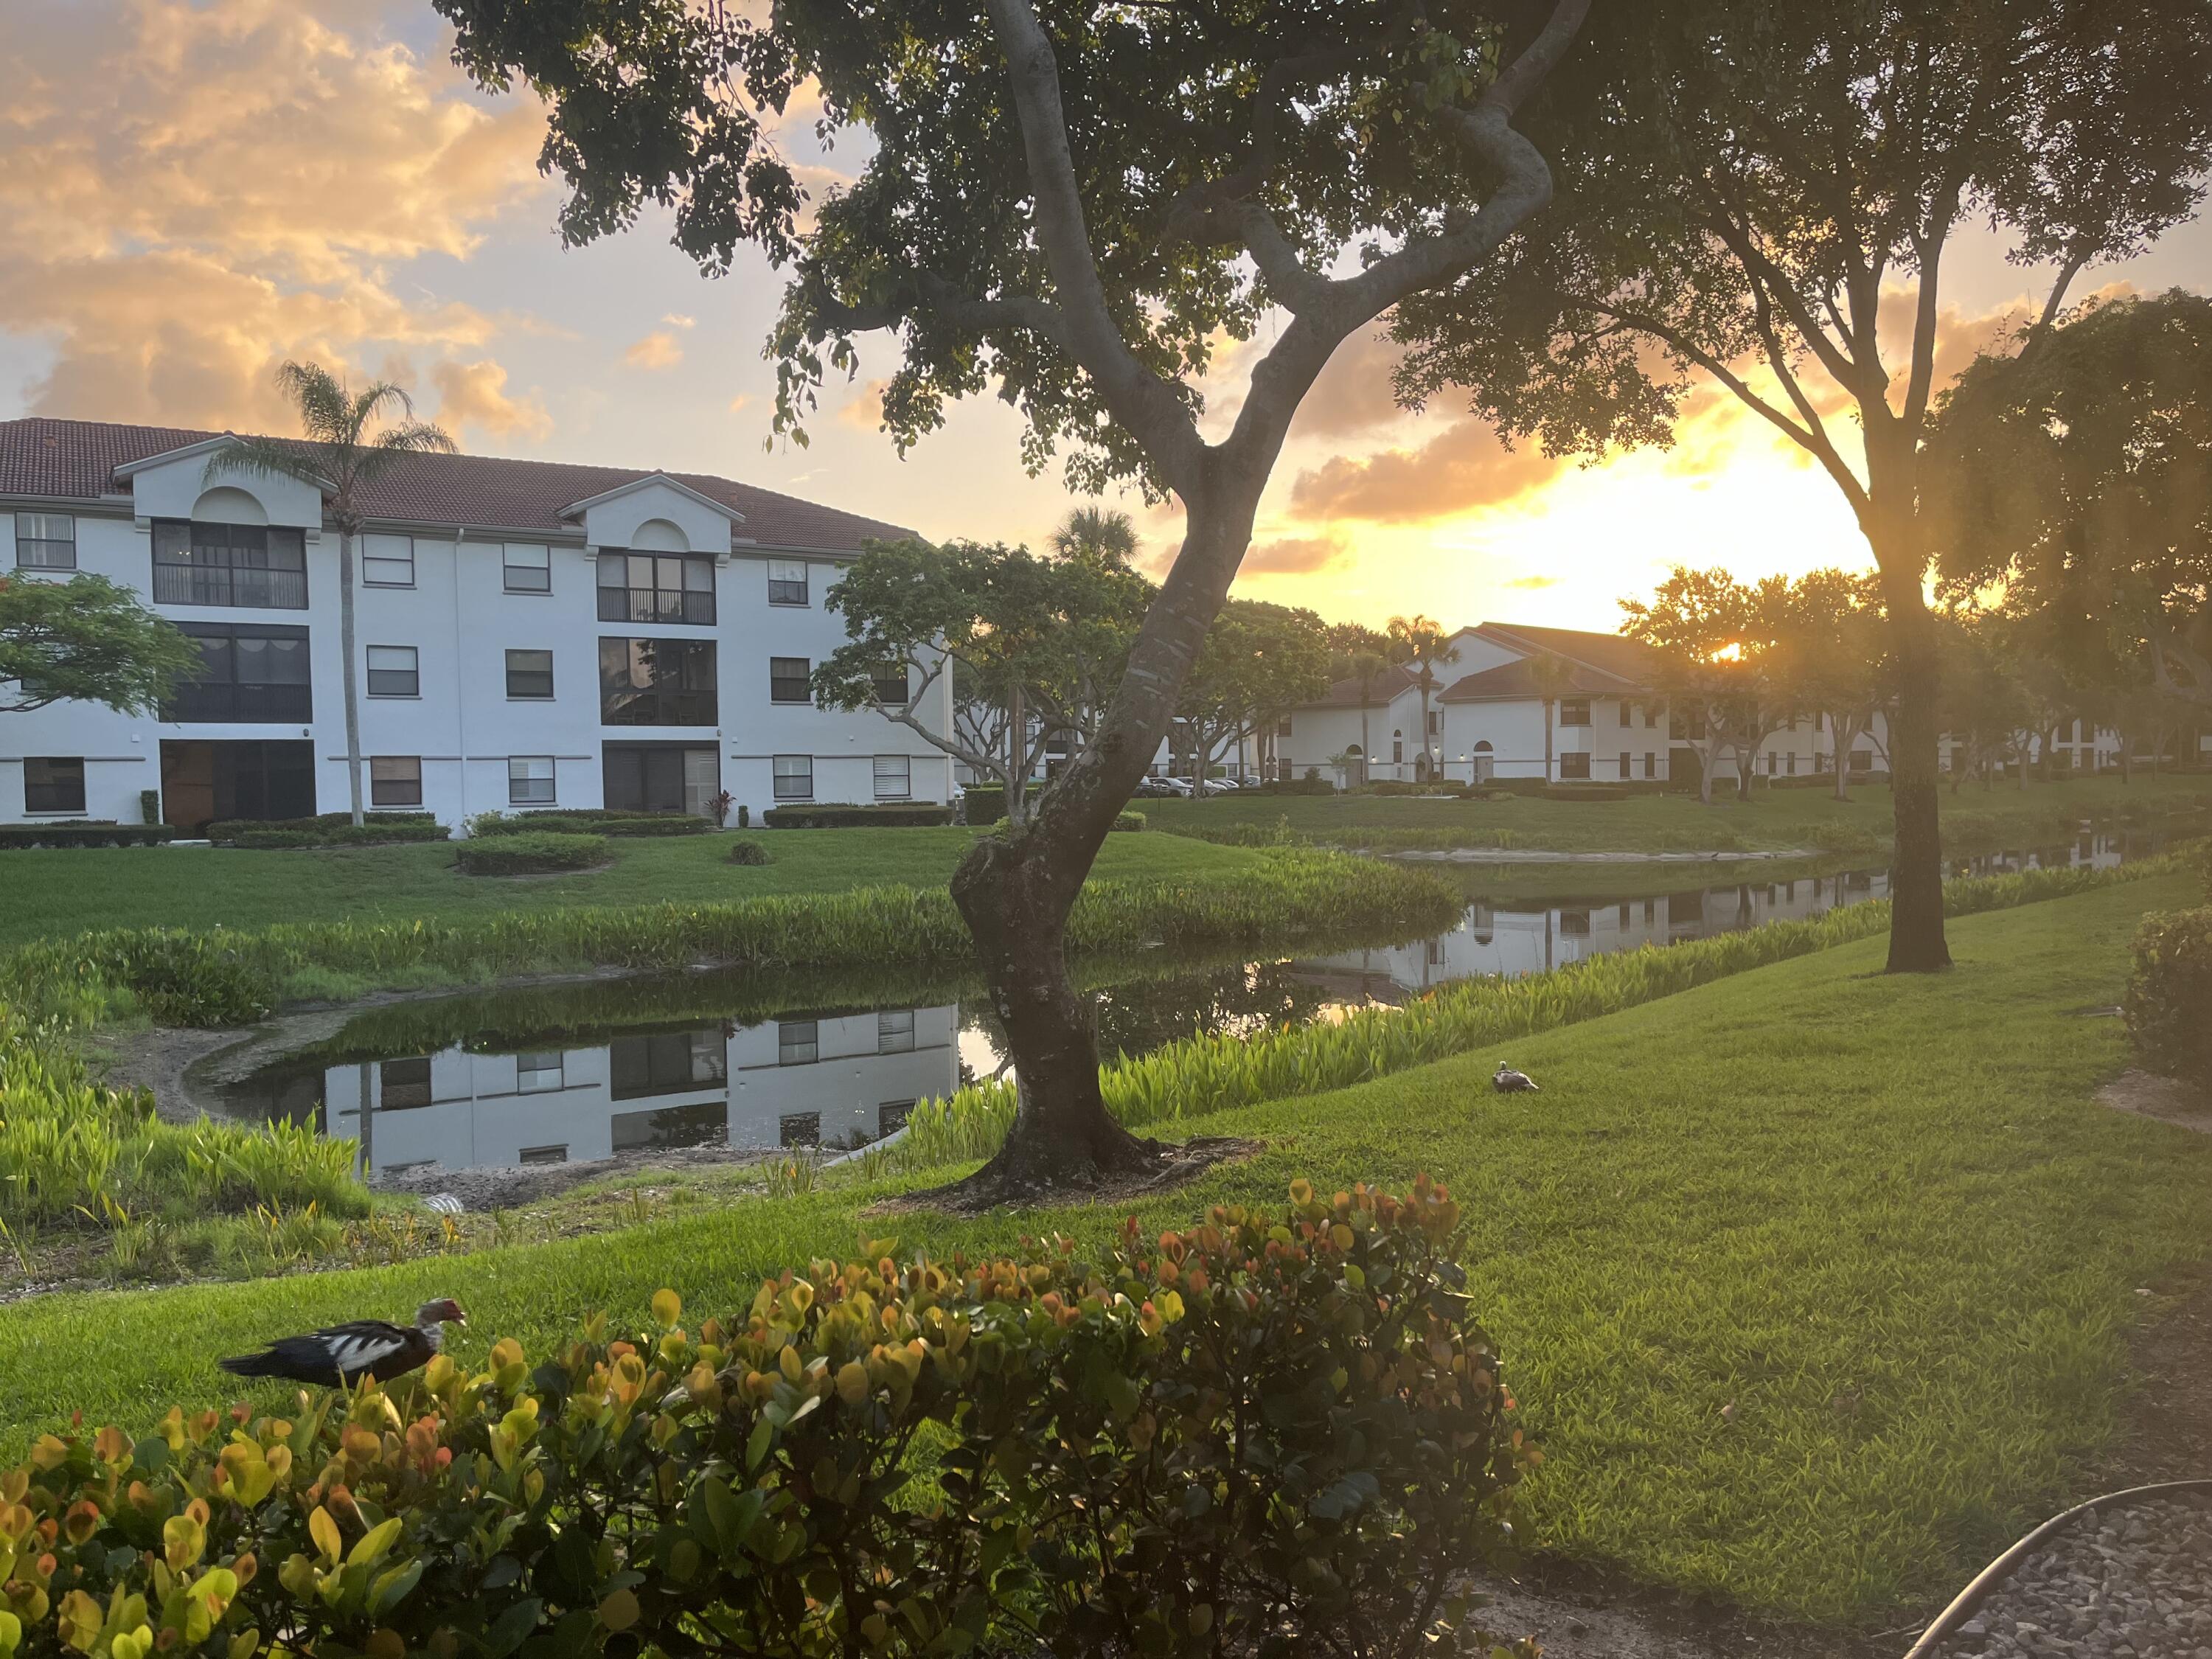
338, 527, 364, 826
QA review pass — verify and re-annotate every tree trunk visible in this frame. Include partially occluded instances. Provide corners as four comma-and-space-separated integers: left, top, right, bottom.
1879, 586, 1951, 973
1543, 700, 1554, 782
338, 528, 365, 826
1830, 714, 1854, 802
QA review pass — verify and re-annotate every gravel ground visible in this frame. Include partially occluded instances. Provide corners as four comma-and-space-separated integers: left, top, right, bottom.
1933, 1493, 2212, 1659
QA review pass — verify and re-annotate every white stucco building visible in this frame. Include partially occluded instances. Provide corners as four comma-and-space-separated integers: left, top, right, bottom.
0, 417, 953, 830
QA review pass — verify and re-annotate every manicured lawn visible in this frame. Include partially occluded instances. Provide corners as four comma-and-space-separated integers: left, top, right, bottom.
0, 827, 1255, 950
5, 871, 2205, 1625
1146, 773, 2212, 855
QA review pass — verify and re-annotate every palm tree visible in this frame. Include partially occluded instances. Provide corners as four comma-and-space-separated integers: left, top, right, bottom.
1387, 613, 1458, 781
1048, 506, 1140, 566
207, 364, 455, 824
1526, 654, 1580, 784
1349, 649, 1392, 785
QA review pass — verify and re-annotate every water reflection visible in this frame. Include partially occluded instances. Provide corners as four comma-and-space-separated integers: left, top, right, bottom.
212, 831, 2158, 1172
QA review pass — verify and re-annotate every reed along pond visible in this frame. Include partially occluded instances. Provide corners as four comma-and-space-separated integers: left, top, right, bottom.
207, 830, 2160, 1178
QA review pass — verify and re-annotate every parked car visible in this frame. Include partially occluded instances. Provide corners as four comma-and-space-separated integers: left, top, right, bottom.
1132, 777, 1179, 799
1198, 777, 1238, 796
1160, 776, 1197, 797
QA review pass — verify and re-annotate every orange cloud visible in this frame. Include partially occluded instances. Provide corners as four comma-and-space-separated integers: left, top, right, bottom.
1241, 532, 1353, 576
432, 358, 552, 440
838, 379, 890, 429
625, 330, 686, 370
1289, 420, 1564, 524
1288, 328, 1409, 441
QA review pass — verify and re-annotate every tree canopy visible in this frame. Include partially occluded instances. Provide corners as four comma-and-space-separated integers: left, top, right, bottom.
0, 574, 203, 718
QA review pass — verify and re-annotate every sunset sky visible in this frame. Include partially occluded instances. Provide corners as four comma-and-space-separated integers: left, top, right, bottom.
6, 0, 2209, 633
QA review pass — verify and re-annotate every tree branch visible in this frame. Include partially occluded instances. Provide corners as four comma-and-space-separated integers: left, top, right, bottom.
1899, 169, 1968, 431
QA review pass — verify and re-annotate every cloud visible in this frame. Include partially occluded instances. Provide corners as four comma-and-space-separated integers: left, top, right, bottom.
1241, 532, 1353, 576
1503, 574, 1559, 590
432, 358, 552, 440
838, 379, 890, 429
1288, 328, 1409, 441
625, 330, 685, 370
1289, 419, 1565, 524
727, 394, 753, 414
661, 313, 697, 330
0, 0, 550, 426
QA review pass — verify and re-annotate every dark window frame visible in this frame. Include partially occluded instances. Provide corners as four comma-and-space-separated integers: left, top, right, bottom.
504, 648, 554, 700
598, 637, 718, 727
1557, 697, 1592, 728
778, 1019, 820, 1065
379, 1057, 433, 1110
365, 644, 420, 698
503, 543, 552, 594
161, 622, 313, 723
869, 666, 910, 706
150, 518, 308, 610
772, 754, 813, 800
769, 656, 813, 705
369, 756, 423, 807
1559, 751, 1592, 781
24, 756, 86, 815
361, 534, 415, 588
14, 511, 77, 570
767, 558, 810, 606
597, 551, 716, 625
872, 754, 911, 800
877, 1009, 917, 1053
508, 755, 556, 805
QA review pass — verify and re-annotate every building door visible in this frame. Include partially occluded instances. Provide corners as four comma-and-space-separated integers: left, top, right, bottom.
159, 740, 314, 831
603, 743, 718, 815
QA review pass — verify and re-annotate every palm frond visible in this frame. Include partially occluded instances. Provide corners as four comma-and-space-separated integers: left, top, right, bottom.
202, 436, 330, 492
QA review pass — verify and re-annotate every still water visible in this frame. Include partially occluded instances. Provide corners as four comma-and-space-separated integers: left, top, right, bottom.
209, 831, 2156, 1175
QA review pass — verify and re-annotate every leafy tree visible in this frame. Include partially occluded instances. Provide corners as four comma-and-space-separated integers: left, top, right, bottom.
1391, 1, 2212, 972
1621, 568, 1793, 804
1175, 601, 1332, 781
208, 364, 455, 825
1048, 506, 1140, 568
1387, 613, 1459, 779
1929, 290, 2212, 754
1524, 652, 1580, 789
0, 574, 202, 717
813, 539, 1152, 826
436, 0, 1593, 1194
1781, 570, 1889, 802
1933, 613, 2030, 793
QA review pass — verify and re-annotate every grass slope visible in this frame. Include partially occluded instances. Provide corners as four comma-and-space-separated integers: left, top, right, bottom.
1147, 773, 2212, 854
4, 872, 2207, 1624
0, 828, 1252, 950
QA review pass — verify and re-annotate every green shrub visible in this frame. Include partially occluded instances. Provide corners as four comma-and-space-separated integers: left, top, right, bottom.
1806, 824, 1885, 856
761, 801, 954, 828
725, 837, 773, 866
453, 832, 608, 875
0, 824, 175, 849
205, 813, 435, 840
1, 1179, 1534, 1659
472, 812, 706, 838
2124, 904, 2212, 1099
226, 824, 451, 849
139, 789, 161, 826
959, 782, 1006, 823
1113, 808, 1144, 831
1539, 784, 1631, 803
97, 932, 277, 1026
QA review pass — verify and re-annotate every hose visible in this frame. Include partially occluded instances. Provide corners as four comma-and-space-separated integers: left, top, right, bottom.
1900, 1478, 2212, 1658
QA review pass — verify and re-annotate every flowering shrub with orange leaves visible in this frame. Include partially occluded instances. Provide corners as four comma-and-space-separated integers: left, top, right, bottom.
2, 1177, 1536, 1659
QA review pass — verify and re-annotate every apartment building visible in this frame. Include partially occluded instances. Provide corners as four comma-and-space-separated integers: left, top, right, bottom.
0, 418, 954, 830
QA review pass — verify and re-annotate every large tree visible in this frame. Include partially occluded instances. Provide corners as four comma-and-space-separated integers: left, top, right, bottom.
1621, 567, 1793, 803
1391, 1, 2212, 971
0, 574, 202, 717
436, 0, 1595, 1192
1387, 613, 1459, 779
1781, 569, 1889, 802
1176, 600, 1332, 781
209, 364, 455, 826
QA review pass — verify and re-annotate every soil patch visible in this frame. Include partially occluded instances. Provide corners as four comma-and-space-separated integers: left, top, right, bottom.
2104, 1265, 2212, 1488
872, 1135, 1262, 1217
2096, 1069, 2212, 1135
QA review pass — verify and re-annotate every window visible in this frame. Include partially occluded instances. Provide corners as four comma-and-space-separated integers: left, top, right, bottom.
504, 543, 552, 594
778, 1020, 819, 1065
1644, 753, 1657, 779
869, 665, 909, 706
877, 1101, 914, 1138
873, 755, 911, 800
770, 656, 812, 704
519, 1144, 567, 1166
380, 1057, 432, 1110
877, 1009, 916, 1053
1559, 751, 1591, 780
1618, 751, 1631, 779
611, 1029, 726, 1099
1427, 710, 1442, 735
773, 754, 813, 799
505, 649, 554, 700
1645, 705, 1658, 728
516, 1051, 564, 1092
508, 756, 555, 805
779, 1112, 821, 1148
366, 645, 419, 698
361, 533, 414, 587
599, 638, 717, 726
1787, 751, 1798, 776
15, 512, 75, 570
1619, 700, 1634, 727
151, 520, 307, 608
1277, 716, 1294, 737
161, 623, 311, 721
24, 757, 85, 814
1766, 751, 1778, 776
597, 552, 714, 624
1391, 739, 1404, 763
1557, 698, 1591, 727
768, 559, 809, 605
1560, 909, 1591, 937
369, 756, 422, 807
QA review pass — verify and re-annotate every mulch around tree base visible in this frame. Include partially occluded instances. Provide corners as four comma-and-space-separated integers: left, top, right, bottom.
871, 1135, 1262, 1217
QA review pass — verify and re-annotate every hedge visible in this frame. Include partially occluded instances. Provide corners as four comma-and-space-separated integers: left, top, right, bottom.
2125, 903, 2212, 1101
222, 824, 451, 850
1241, 776, 1336, 796
453, 831, 608, 876
0, 824, 175, 849
760, 801, 954, 829
472, 813, 706, 839
1, 1180, 1534, 1659
725, 838, 773, 866
204, 813, 437, 840
991, 810, 1145, 832
959, 783, 1006, 824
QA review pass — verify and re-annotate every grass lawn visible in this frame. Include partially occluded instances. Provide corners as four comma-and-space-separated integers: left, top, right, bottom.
4, 869, 2205, 1625
0, 827, 1255, 950
1146, 772, 2212, 855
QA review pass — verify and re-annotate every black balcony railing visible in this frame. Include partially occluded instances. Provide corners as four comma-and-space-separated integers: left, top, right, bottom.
597, 586, 715, 626
152, 563, 309, 611
162, 680, 314, 723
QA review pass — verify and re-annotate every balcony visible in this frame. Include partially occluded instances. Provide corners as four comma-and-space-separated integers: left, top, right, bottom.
597, 586, 715, 626
152, 563, 309, 610
162, 680, 314, 723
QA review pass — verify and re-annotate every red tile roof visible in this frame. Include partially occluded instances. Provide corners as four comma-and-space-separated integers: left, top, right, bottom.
0, 417, 915, 553
1300, 664, 1420, 709
1438, 656, 1639, 702
1471, 621, 1666, 684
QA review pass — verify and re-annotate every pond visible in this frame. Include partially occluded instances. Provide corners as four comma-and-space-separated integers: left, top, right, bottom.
206, 829, 2163, 1176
